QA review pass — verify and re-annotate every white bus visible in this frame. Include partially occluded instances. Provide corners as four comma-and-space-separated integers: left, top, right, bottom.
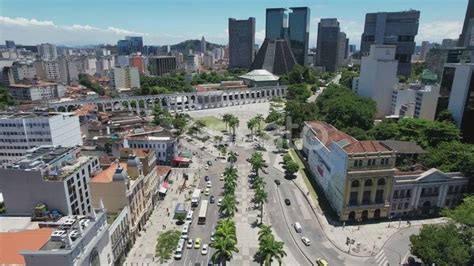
198, 200, 209, 225
191, 189, 201, 207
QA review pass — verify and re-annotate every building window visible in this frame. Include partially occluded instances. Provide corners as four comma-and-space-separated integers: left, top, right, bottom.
364, 179, 373, 187
349, 192, 358, 206
377, 178, 385, 186
362, 191, 371, 204
351, 180, 360, 188
393, 190, 399, 199
367, 159, 376, 166
375, 190, 384, 203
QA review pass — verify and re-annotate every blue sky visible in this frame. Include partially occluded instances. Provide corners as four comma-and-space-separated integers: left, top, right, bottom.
0, 0, 469, 47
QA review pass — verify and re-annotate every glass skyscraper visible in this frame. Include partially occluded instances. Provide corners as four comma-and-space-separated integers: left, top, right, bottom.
264, 7, 310, 66
265, 8, 287, 40
289, 7, 310, 66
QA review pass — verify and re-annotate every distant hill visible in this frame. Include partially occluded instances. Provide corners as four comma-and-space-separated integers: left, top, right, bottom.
163, 39, 225, 53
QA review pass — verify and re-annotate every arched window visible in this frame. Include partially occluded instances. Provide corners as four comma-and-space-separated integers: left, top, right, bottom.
351, 180, 360, 188
364, 179, 373, 187
377, 178, 385, 186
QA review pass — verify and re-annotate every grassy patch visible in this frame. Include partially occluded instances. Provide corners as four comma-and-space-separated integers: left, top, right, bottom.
289, 149, 318, 200
195, 116, 227, 131
155, 230, 181, 262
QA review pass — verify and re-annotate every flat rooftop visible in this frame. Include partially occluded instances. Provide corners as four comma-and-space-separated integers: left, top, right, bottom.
9, 81, 58, 88
0, 111, 73, 120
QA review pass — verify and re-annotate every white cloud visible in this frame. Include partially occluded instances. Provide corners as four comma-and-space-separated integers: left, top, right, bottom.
106, 26, 149, 36
0, 16, 56, 27
0, 16, 153, 45
417, 20, 463, 43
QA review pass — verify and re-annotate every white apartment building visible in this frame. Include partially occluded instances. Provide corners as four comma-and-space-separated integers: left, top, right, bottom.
83, 57, 97, 75
0, 112, 82, 163
111, 66, 140, 91
353, 45, 399, 118
124, 129, 177, 165
116, 55, 130, 67
21, 209, 113, 266
391, 83, 440, 120
12, 61, 37, 82
0, 146, 99, 216
8, 81, 66, 102
37, 43, 58, 60
44, 60, 61, 81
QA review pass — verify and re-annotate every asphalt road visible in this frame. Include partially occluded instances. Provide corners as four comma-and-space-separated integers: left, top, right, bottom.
172, 139, 247, 266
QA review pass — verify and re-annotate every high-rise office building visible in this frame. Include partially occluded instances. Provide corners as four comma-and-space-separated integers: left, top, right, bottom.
459, 0, 474, 47
338, 32, 348, 66
201, 36, 207, 53
436, 63, 474, 143
316, 18, 341, 72
5, 40, 15, 49
228, 17, 256, 69
352, 45, 399, 118
126, 36, 143, 54
266, 8, 287, 40
148, 56, 177, 76
288, 7, 310, 65
117, 37, 143, 55
117, 40, 130, 55
360, 10, 420, 76
37, 43, 58, 60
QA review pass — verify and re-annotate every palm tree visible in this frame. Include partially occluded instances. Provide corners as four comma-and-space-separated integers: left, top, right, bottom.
228, 116, 240, 138
249, 152, 265, 176
254, 114, 264, 133
254, 186, 268, 224
214, 135, 224, 144
228, 151, 238, 164
210, 235, 239, 266
219, 194, 238, 217
257, 224, 273, 241
223, 166, 238, 180
252, 175, 266, 190
222, 114, 232, 132
247, 118, 257, 138
224, 178, 237, 195
256, 234, 286, 266
215, 218, 236, 239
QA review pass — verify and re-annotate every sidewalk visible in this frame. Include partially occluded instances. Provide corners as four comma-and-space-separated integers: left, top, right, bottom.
272, 150, 446, 257
124, 168, 196, 265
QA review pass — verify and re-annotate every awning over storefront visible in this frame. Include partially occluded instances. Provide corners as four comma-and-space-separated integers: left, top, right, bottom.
158, 186, 167, 194
180, 150, 193, 158
173, 156, 191, 164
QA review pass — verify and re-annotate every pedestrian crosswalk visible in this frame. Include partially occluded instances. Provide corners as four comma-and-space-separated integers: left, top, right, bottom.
374, 250, 389, 266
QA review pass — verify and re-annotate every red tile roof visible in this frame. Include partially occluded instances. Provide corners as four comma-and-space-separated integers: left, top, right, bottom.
343, 141, 391, 153
0, 228, 53, 265
91, 162, 128, 183
305, 121, 357, 147
305, 121, 391, 154
156, 165, 172, 177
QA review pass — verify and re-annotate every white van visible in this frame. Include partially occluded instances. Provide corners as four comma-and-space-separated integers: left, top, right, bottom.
174, 239, 185, 259
181, 225, 189, 239
186, 210, 193, 221
294, 222, 302, 233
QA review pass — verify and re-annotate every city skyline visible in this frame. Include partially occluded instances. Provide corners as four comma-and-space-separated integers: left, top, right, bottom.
0, 0, 468, 47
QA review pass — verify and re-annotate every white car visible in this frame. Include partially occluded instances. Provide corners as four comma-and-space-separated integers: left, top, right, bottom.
201, 244, 209, 255
220, 174, 224, 181
204, 165, 209, 170
301, 236, 311, 246
217, 198, 222, 206
187, 239, 193, 249
210, 231, 215, 242
206, 181, 212, 188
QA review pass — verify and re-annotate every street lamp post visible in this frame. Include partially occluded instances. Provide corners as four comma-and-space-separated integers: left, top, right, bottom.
387, 215, 392, 228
